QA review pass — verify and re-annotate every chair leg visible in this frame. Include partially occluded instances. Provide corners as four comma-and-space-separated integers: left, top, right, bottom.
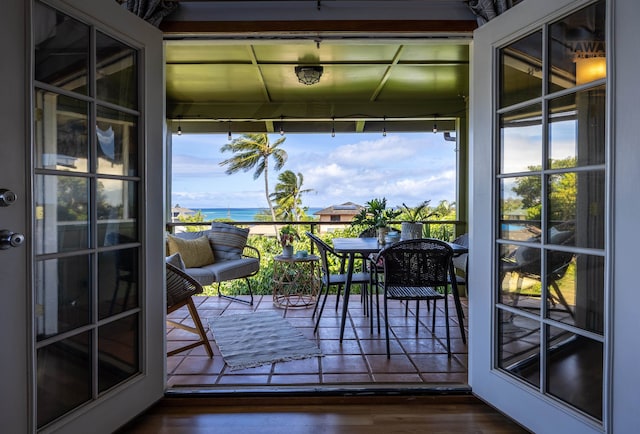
415, 300, 420, 334
431, 299, 437, 331
444, 293, 451, 358
167, 298, 213, 358
384, 295, 391, 359
314, 283, 331, 334
217, 279, 254, 305
334, 283, 343, 311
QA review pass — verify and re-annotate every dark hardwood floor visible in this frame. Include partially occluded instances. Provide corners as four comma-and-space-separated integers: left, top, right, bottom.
118, 395, 530, 433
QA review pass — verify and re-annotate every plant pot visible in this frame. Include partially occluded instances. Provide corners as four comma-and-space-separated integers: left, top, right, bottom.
377, 227, 389, 244
401, 222, 423, 240
282, 244, 294, 258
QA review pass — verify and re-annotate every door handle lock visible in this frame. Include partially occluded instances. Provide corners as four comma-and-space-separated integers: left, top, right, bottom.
0, 189, 17, 207
0, 229, 25, 249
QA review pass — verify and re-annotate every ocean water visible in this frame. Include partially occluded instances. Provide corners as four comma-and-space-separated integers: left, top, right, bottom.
196, 208, 322, 222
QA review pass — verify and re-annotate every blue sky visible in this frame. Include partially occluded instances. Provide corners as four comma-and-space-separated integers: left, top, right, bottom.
171, 132, 458, 210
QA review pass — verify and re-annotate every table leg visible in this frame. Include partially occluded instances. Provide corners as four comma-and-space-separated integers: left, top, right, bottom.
339, 252, 355, 342
449, 263, 467, 344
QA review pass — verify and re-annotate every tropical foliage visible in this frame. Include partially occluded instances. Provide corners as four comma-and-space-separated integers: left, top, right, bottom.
351, 197, 401, 230
219, 133, 288, 221
397, 200, 437, 222
270, 170, 313, 221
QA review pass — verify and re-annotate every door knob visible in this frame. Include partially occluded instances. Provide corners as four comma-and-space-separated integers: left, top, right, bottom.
0, 189, 17, 207
0, 229, 25, 249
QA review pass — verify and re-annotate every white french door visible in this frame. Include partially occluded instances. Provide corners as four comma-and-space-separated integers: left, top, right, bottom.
0, 1, 165, 432
469, 0, 610, 432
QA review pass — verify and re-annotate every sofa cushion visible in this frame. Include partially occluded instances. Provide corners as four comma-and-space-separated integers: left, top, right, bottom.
199, 258, 260, 282
167, 234, 215, 268
208, 222, 249, 261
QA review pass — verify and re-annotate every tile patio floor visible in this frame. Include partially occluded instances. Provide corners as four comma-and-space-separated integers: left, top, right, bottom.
166, 294, 468, 389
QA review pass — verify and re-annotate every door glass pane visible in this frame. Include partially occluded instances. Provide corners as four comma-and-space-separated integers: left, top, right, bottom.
500, 104, 542, 174
35, 174, 89, 254
546, 327, 603, 420
500, 176, 542, 239
96, 31, 138, 109
497, 309, 540, 388
547, 253, 604, 335
96, 106, 138, 176
549, 86, 606, 168
35, 90, 89, 172
35, 255, 91, 341
500, 31, 542, 108
98, 247, 139, 319
548, 171, 604, 249
97, 179, 138, 246
499, 243, 541, 311
34, 1, 90, 94
37, 332, 91, 427
98, 314, 139, 392
548, 0, 606, 92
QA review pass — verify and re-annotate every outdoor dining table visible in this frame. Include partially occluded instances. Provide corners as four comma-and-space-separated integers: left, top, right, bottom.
331, 237, 469, 343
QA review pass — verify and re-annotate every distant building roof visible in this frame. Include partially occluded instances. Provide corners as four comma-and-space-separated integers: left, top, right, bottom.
314, 202, 363, 216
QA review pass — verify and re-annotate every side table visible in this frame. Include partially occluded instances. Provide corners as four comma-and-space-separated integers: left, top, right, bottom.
272, 254, 320, 308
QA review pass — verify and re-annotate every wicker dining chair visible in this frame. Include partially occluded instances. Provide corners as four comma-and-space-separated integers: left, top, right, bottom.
166, 262, 213, 357
376, 238, 455, 358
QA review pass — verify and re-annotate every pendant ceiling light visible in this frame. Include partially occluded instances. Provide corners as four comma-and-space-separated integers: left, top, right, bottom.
295, 66, 323, 85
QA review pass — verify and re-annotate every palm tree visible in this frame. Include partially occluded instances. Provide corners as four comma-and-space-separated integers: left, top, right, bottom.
219, 133, 287, 221
270, 170, 313, 221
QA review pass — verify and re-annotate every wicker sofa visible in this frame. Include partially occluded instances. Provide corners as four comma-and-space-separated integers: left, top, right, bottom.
166, 222, 260, 305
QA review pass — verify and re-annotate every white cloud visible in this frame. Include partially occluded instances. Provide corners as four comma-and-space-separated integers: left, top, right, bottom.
171, 132, 458, 209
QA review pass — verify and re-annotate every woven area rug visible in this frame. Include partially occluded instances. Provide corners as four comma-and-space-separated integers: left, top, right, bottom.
208, 311, 322, 370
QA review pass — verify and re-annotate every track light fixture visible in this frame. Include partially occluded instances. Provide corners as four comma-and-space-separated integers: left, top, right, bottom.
331, 117, 335, 137
382, 116, 387, 137
177, 117, 182, 135
227, 121, 232, 141
433, 122, 438, 134
279, 116, 285, 136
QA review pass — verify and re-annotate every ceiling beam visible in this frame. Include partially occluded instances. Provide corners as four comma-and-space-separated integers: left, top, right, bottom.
369, 44, 404, 102
246, 45, 272, 102
167, 99, 467, 121
161, 20, 476, 35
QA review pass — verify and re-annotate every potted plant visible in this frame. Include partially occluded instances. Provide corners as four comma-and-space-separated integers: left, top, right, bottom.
398, 200, 436, 240
279, 224, 299, 257
352, 198, 401, 244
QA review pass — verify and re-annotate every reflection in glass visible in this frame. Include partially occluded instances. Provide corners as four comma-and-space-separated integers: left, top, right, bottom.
34, 1, 89, 94
97, 179, 138, 246
98, 247, 139, 319
548, 171, 604, 249
37, 332, 91, 428
548, 0, 606, 92
549, 86, 606, 168
96, 31, 138, 109
96, 106, 138, 176
546, 326, 603, 420
35, 90, 89, 172
499, 243, 541, 311
499, 31, 542, 108
500, 104, 542, 174
35, 255, 91, 341
500, 176, 542, 240
497, 309, 540, 388
547, 253, 604, 334
35, 175, 89, 254
98, 315, 139, 392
